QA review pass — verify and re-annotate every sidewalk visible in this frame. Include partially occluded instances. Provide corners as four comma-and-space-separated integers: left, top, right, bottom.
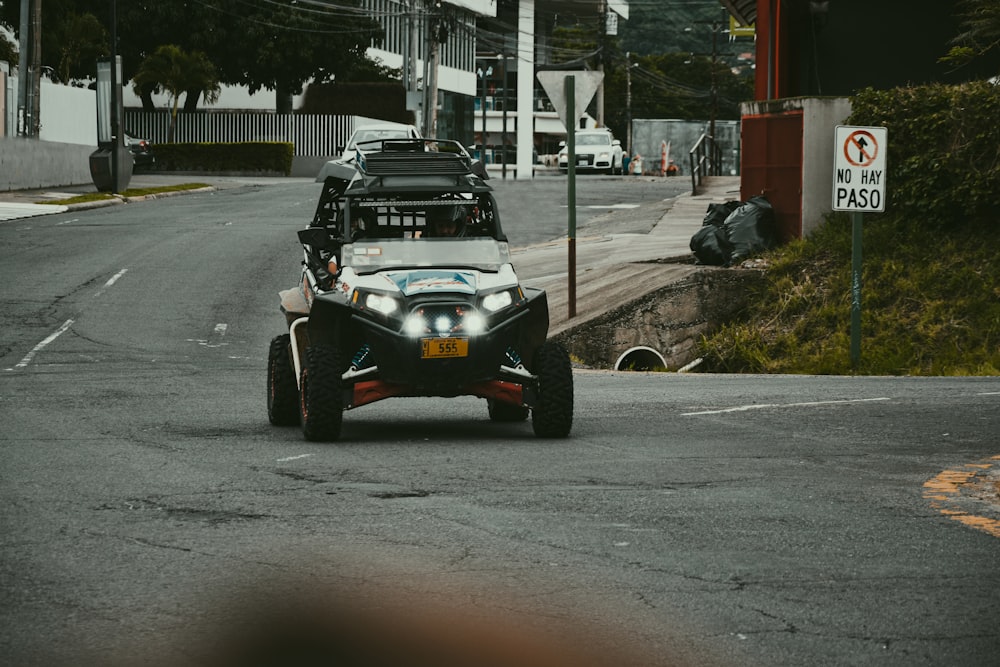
0, 174, 298, 221
512, 176, 742, 334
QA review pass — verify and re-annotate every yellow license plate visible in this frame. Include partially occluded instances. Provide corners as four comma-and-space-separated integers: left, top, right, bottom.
421, 337, 468, 359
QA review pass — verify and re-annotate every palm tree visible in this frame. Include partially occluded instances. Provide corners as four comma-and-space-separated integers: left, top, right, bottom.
132, 44, 221, 142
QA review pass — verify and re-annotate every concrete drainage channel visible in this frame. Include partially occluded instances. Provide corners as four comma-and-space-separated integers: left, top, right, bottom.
553, 267, 765, 373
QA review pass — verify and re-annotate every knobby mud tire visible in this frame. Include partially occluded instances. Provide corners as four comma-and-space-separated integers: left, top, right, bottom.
299, 346, 344, 442
488, 399, 530, 422
267, 334, 299, 426
531, 341, 574, 438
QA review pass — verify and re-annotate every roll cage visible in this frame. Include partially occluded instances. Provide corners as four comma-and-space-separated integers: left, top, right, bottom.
311, 138, 505, 243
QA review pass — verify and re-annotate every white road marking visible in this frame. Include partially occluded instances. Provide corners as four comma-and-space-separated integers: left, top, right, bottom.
7, 319, 75, 370
93, 268, 128, 297
189, 323, 230, 348
277, 454, 313, 462
681, 397, 891, 416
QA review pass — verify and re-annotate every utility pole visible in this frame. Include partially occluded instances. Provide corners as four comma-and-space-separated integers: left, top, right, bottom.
110, 0, 120, 194
16, 0, 41, 137
709, 16, 722, 140
424, 2, 441, 139
405, 0, 418, 104
625, 51, 632, 154
500, 52, 507, 179
478, 63, 492, 162
596, 0, 605, 127
29, 0, 41, 136
16, 0, 29, 136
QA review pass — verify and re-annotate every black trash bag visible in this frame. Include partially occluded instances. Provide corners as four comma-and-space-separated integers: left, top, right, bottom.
691, 200, 741, 265
690, 223, 734, 266
723, 195, 777, 264
701, 200, 741, 228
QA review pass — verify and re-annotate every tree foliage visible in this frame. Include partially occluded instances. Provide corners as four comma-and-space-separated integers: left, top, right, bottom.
132, 44, 220, 141
1, 0, 108, 83
3, 0, 385, 112
0, 29, 17, 65
50, 11, 107, 83
940, 0, 1000, 76
847, 81, 1000, 227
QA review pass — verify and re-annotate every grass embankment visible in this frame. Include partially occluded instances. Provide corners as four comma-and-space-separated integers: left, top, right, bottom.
699, 212, 1000, 375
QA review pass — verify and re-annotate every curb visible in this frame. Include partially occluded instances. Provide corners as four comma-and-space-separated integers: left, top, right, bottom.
61, 186, 217, 211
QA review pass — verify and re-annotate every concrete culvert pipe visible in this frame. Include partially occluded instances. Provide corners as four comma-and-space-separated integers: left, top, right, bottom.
614, 346, 667, 371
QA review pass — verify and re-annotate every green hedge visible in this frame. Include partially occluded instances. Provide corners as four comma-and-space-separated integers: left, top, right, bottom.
151, 141, 295, 175
846, 81, 1000, 228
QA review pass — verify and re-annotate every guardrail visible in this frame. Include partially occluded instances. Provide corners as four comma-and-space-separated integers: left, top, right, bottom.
688, 132, 723, 194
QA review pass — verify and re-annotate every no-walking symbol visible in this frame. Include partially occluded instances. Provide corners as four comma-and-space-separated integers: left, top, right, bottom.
833, 125, 887, 212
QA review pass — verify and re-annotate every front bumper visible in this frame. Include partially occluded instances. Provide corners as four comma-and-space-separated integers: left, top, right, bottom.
303, 287, 550, 408
558, 153, 611, 170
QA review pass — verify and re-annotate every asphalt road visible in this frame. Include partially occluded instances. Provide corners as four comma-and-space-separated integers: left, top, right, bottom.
2, 179, 998, 666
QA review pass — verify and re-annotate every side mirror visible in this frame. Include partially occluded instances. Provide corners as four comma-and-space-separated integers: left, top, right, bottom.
612, 139, 621, 146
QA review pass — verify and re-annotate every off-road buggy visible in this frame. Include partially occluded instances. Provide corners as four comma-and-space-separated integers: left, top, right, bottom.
267, 138, 573, 441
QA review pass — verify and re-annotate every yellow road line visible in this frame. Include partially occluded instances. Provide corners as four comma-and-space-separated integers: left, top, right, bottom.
923, 455, 1000, 539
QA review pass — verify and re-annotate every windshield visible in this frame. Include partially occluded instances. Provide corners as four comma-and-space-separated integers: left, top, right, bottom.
345, 237, 511, 274
577, 133, 611, 146
349, 128, 413, 149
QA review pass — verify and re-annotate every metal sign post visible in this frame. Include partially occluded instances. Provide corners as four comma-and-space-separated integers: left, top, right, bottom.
833, 125, 887, 368
566, 75, 576, 319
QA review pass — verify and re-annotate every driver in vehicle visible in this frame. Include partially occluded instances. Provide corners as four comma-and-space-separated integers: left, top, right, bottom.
426, 204, 467, 237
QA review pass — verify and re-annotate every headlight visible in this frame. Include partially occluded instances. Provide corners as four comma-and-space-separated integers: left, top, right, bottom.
403, 314, 426, 336
364, 293, 399, 316
401, 305, 487, 337
482, 290, 513, 312
463, 312, 487, 334
599, 151, 610, 160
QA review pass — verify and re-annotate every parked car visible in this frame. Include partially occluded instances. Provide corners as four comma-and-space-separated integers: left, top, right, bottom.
557, 129, 623, 175
340, 123, 420, 161
125, 133, 155, 170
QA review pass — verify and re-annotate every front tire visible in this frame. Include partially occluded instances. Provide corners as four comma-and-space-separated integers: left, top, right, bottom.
531, 341, 574, 438
267, 334, 299, 426
299, 346, 343, 442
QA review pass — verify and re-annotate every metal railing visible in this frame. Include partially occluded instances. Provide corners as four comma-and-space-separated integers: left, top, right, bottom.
688, 132, 723, 194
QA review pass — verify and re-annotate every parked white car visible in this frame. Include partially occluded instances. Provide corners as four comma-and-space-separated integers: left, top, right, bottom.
340, 123, 420, 161
557, 129, 624, 175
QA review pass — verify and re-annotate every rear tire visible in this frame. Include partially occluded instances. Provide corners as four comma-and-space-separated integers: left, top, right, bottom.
299, 346, 343, 442
488, 399, 529, 422
267, 334, 299, 426
531, 341, 574, 438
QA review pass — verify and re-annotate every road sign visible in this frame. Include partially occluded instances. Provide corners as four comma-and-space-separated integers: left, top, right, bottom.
536, 71, 603, 131
833, 125, 887, 212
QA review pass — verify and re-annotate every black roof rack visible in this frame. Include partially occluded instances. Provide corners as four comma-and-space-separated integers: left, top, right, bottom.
356, 138, 474, 177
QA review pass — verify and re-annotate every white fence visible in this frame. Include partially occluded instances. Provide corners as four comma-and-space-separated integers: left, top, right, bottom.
124, 111, 355, 157
0, 70, 357, 156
